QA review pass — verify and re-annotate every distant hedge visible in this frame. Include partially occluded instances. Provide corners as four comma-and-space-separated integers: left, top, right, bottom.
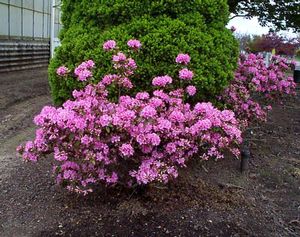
49, 0, 239, 104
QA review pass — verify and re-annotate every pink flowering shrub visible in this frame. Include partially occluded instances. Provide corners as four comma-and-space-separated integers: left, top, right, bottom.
220, 53, 296, 129
17, 40, 242, 194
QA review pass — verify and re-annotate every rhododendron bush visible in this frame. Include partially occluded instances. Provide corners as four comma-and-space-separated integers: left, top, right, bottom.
17, 40, 242, 194
18, 40, 296, 195
220, 54, 296, 129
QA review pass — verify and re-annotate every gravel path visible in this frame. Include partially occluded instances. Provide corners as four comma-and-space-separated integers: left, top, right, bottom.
0, 68, 51, 202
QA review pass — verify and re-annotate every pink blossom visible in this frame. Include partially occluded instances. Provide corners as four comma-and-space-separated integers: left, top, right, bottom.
112, 52, 127, 62
111, 136, 121, 143
179, 68, 194, 80
103, 40, 116, 51
127, 39, 142, 49
149, 97, 163, 108
136, 92, 150, 100
146, 133, 161, 146
86, 60, 95, 69
153, 90, 169, 100
169, 89, 184, 98
157, 118, 172, 130
120, 77, 133, 89
106, 172, 118, 184
81, 135, 92, 145
56, 66, 69, 76
169, 110, 185, 123
101, 74, 117, 86
140, 105, 157, 118
54, 147, 68, 161
220, 110, 235, 122
166, 143, 177, 154
127, 58, 137, 69
189, 119, 212, 135
78, 69, 92, 81
186, 85, 197, 96
74, 61, 94, 81
152, 75, 173, 87
119, 143, 134, 157
176, 53, 190, 65
99, 115, 112, 127
63, 170, 77, 180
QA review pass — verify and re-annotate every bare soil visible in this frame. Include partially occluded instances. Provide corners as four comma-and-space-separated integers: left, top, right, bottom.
0, 69, 299, 237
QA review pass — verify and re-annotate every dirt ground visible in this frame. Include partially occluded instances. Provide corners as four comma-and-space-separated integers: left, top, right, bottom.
0, 69, 299, 237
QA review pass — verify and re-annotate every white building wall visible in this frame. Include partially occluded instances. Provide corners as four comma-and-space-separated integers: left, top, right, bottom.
0, 0, 64, 71
0, 0, 52, 40
51, 0, 62, 57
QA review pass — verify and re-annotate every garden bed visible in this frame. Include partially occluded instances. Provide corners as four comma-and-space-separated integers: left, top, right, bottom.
0, 69, 299, 236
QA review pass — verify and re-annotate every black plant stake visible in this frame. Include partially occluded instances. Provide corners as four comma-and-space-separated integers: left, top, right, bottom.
240, 147, 250, 173
294, 69, 300, 84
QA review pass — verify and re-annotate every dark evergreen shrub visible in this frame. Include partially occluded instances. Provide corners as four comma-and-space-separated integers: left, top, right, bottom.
49, 0, 238, 104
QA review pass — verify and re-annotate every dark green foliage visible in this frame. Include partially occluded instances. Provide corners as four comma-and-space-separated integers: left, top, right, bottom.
49, 0, 239, 104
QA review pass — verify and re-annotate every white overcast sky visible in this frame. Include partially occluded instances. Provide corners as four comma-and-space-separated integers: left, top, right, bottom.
227, 17, 297, 38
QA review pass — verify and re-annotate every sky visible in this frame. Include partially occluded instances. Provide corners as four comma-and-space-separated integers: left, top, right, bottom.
227, 17, 297, 38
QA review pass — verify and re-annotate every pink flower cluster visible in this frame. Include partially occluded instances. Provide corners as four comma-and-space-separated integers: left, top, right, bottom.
127, 39, 142, 49
103, 40, 117, 51
152, 75, 173, 87
220, 53, 296, 129
102, 57, 137, 89
151, 53, 196, 93
186, 85, 197, 96
18, 41, 242, 194
100, 41, 142, 90
56, 66, 69, 76
74, 60, 95, 81
179, 68, 194, 80
176, 54, 191, 65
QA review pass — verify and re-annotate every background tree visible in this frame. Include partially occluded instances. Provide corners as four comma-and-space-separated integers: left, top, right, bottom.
228, 0, 300, 32
247, 33, 300, 56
